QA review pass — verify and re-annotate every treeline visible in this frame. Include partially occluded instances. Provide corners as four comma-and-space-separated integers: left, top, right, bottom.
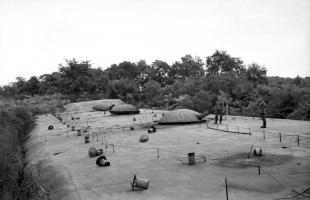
1, 50, 309, 120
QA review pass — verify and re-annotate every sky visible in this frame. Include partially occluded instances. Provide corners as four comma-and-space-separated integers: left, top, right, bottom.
0, 0, 309, 86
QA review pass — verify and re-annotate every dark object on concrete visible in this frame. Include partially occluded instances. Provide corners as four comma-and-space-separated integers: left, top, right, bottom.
67, 124, 70, 128
71, 117, 75, 120
188, 152, 196, 165
110, 104, 140, 115
93, 104, 115, 111
130, 127, 135, 130
131, 175, 149, 190
88, 147, 103, 157
77, 129, 81, 136
140, 134, 149, 142
147, 126, 156, 133
71, 126, 75, 131
159, 109, 206, 125
85, 135, 90, 143
96, 156, 110, 167
253, 148, 263, 156
48, 125, 54, 130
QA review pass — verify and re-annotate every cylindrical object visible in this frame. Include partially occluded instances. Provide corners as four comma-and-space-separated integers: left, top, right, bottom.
188, 152, 196, 165
71, 126, 75, 131
135, 178, 149, 189
85, 135, 90, 143
279, 133, 282, 143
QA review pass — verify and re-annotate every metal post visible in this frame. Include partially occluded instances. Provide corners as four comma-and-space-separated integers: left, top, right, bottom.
297, 135, 299, 146
225, 177, 229, 200
258, 166, 261, 175
157, 148, 159, 158
279, 133, 282, 143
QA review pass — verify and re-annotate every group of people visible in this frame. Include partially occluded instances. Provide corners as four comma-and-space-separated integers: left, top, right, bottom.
213, 92, 267, 128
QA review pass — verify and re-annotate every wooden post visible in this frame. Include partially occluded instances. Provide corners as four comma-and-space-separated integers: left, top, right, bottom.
297, 135, 299, 146
225, 177, 229, 200
258, 166, 261, 175
157, 148, 159, 158
279, 133, 282, 143
263, 130, 265, 140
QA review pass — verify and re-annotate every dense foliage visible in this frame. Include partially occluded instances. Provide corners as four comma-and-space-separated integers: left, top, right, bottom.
1, 51, 309, 120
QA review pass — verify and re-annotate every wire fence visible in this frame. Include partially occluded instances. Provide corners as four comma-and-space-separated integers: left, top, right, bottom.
46, 113, 310, 200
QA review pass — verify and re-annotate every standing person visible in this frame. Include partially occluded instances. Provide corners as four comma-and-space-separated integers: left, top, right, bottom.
214, 97, 225, 124
257, 97, 266, 128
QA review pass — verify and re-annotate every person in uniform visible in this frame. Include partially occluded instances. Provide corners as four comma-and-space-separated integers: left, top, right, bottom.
214, 97, 225, 124
257, 97, 266, 128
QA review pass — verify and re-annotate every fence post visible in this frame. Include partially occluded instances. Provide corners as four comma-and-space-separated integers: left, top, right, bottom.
225, 177, 229, 200
279, 133, 282, 143
258, 166, 261, 175
263, 130, 265, 140
157, 148, 160, 158
297, 135, 299, 146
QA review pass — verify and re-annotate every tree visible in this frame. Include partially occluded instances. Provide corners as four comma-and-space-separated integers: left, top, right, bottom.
105, 61, 140, 80
147, 60, 172, 86
206, 50, 244, 76
246, 63, 267, 86
58, 59, 94, 97
24, 76, 40, 96
169, 55, 204, 80
142, 80, 162, 106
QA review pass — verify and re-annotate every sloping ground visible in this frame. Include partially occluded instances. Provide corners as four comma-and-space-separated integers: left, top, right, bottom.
24, 116, 82, 200
65, 99, 123, 112
29, 111, 310, 200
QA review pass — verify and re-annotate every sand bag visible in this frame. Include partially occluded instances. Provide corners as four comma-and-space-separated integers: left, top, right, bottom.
140, 134, 149, 142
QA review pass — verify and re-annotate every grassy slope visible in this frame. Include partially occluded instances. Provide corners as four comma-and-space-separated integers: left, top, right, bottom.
0, 96, 64, 200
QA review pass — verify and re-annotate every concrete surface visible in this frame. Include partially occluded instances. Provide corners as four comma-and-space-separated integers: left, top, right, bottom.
28, 110, 310, 200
